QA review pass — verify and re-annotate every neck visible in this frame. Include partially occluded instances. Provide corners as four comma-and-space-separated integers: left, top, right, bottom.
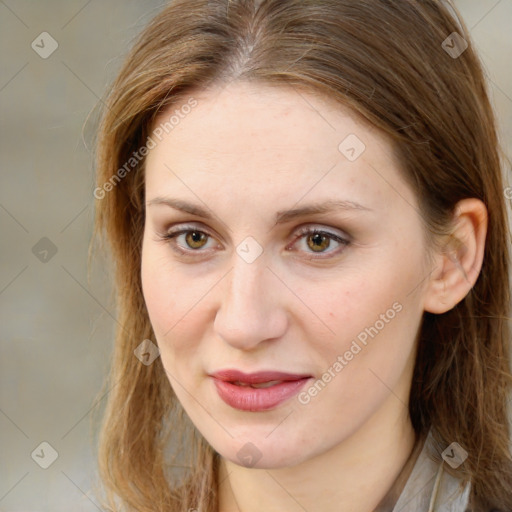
217, 397, 418, 512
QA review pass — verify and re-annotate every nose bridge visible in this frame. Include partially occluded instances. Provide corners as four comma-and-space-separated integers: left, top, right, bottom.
214, 251, 286, 349
230, 253, 267, 309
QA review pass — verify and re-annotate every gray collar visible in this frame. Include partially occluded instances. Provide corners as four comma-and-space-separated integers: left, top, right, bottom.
391, 430, 471, 512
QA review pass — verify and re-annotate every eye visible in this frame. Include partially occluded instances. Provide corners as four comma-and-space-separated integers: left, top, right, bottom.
157, 225, 217, 256
288, 226, 350, 259
156, 224, 350, 259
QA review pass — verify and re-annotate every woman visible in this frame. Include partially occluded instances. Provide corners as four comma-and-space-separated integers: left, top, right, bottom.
93, 0, 512, 510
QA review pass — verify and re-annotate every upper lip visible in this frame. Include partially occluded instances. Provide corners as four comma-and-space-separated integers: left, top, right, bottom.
209, 369, 312, 384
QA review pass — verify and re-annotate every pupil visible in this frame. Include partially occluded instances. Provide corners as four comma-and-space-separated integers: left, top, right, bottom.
310, 233, 328, 252
187, 231, 205, 248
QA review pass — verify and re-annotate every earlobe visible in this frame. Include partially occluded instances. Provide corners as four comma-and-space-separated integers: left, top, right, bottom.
423, 198, 488, 315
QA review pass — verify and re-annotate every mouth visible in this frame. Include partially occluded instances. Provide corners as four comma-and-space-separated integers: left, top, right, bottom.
231, 380, 284, 388
209, 369, 312, 411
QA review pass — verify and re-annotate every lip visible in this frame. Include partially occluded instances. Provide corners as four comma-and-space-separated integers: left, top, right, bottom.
209, 369, 312, 412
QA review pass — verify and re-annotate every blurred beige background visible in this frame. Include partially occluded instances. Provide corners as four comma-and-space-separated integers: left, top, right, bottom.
1, 1, 511, 510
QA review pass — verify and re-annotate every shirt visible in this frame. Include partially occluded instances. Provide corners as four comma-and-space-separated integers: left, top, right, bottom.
385, 429, 471, 512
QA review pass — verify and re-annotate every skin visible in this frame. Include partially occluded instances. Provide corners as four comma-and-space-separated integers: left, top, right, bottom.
141, 81, 487, 511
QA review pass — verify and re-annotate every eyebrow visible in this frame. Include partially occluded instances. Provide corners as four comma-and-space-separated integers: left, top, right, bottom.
147, 197, 373, 225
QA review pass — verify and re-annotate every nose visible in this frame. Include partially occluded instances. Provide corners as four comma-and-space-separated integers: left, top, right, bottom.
213, 254, 288, 351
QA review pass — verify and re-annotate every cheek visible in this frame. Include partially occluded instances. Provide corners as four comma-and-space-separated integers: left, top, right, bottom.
140, 243, 215, 360
141, 254, 174, 331
299, 283, 418, 420
308, 263, 421, 369
141, 242, 189, 343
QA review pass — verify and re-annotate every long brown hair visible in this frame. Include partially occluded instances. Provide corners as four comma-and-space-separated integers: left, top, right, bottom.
92, 1, 512, 510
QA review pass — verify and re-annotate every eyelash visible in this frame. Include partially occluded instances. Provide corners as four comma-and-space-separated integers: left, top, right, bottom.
157, 224, 350, 260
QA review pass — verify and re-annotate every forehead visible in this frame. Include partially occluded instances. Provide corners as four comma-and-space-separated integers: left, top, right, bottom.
150, 81, 380, 162
144, 81, 409, 215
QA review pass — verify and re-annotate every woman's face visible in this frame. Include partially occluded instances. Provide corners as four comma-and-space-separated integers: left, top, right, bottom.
141, 81, 432, 468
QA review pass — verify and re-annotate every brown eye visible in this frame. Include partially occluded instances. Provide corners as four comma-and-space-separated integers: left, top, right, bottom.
291, 226, 350, 259
184, 231, 208, 249
159, 226, 216, 256
306, 233, 331, 252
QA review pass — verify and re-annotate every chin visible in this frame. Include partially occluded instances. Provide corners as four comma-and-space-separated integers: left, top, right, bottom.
215, 433, 319, 470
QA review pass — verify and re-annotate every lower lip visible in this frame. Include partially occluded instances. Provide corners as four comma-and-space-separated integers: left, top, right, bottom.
212, 377, 311, 411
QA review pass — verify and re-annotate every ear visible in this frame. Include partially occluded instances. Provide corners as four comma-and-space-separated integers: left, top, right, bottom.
423, 198, 488, 315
